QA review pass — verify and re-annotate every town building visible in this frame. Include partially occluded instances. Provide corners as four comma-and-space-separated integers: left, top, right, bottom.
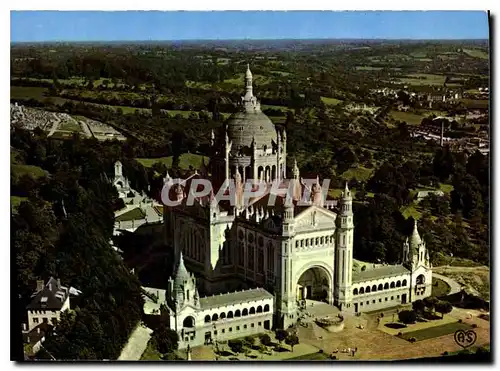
25, 277, 70, 332
145, 66, 432, 349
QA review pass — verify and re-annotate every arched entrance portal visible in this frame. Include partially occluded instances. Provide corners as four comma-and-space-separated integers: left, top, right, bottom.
296, 267, 331, 303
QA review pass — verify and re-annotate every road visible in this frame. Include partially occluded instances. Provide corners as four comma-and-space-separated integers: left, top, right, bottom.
432, 272, 462, 295
117, 324, 153, 361
47, 113, 61, 137
80, 120, 93, 138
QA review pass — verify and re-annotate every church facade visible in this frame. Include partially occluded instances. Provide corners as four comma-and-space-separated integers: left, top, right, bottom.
153, 66, 432, 349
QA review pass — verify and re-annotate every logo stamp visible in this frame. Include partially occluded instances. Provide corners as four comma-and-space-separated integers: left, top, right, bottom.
454, 329, 477, 348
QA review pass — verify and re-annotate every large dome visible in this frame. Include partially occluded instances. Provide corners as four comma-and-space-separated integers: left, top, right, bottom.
226, 110, 277, 150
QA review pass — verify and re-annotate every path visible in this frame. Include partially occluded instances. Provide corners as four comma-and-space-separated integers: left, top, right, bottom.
117, 324, 153, 361
47, 113, 61, 137
79, 120, 93, 138
433, 272, 463, 295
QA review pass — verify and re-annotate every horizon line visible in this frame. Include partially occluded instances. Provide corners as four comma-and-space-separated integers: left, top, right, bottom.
11, 37, 490, 43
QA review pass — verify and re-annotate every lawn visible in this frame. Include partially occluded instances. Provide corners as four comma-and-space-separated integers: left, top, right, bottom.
410, 51, 428, 58
463, 49, 489, 60
328, 188, 374, 199
432, 277, 451, 297
340, 167, 374, 182
355, 66, 383, 71
136, 153, 208, 170
288, 351, 331, 361
11, 164, 47, 179
390, 111, 426, 125
140, 340, 162, 361
320, 96, 343, 105
11, 196, 28, 213
115, 207, 146, 222
59, 120, 82, 132
10, 86, 69, 105
439, 183, 454, 194
270, 70, 291, 76
399, 322, 472, 342
459, 99, 489, 109
401, 204, 422, 220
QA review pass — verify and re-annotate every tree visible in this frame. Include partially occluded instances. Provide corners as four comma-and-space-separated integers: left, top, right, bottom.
285, 334, 299, 352
275, 329, 288, 345
151, 324, 179, 355
412, 299, 426, 314
260, 334, 271, 346
398, 310, 417, 325
423, 296, 439, 312
244, 336, 255, 349
435, 301, 453, 318
228, 339, 243, 354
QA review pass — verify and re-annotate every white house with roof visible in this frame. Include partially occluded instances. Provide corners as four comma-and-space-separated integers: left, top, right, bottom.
25, 277, 70, 332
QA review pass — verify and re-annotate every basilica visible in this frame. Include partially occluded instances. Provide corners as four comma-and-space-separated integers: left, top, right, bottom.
142, 66, 432, 349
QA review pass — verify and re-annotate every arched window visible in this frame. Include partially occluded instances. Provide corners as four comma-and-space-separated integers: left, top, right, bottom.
204, 315, 211, 323
228, 311, 234, 318
242, 308, 248, 316
384, 283, 389, 290
264, 304, 270, 312
257, 306, 263, 313
366, 286, 371, 293
390, 282, 395, 289
359, 287, 365, 294
183, 316, 195, 328
315, 237, 319, 245
250, 307, 256, 315
212, 313, 218, 321
220, 312, 226, 319
372, 285, 377, 292
396, 280, 401, 287
378, 284, 383, 291
320, 237, 324, 244
353, 288, 358, 295
402, 279, 407, 287
235, 309, 241, 317
416, 275, 425, 285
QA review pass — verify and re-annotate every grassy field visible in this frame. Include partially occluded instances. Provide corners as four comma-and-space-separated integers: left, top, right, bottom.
355, 66, 383, 71
389, 110, 446, 126
270, 70, 291, 76
328, 188, 375, 199
11, 86, 70, 105
320, 96, 343, 105
432, 277, 451, 297
11, 196, 28, 212
11, 164, 47, 179
439, 183, 454, 194
399, 322, 472, 342
59, 120, 82, 132
460, 99, 489, 109
410, 51, 428, 58
401, 204, 423, 220
340, 166, 374, 182
140, 340, 162, 361
136, 153, 208, 170
463, 49, 489, 59
288, 352, 331, 361
115, 207, 146, 222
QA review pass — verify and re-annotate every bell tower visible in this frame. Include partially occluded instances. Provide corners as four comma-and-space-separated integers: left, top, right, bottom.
335, 182, 354, 311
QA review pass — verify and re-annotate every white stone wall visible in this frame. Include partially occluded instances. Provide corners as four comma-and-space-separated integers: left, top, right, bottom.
175, 296, 274, 349
411, 266, 433, 301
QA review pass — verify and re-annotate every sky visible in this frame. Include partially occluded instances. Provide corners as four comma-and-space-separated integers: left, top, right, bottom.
11, 11, 489, 42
